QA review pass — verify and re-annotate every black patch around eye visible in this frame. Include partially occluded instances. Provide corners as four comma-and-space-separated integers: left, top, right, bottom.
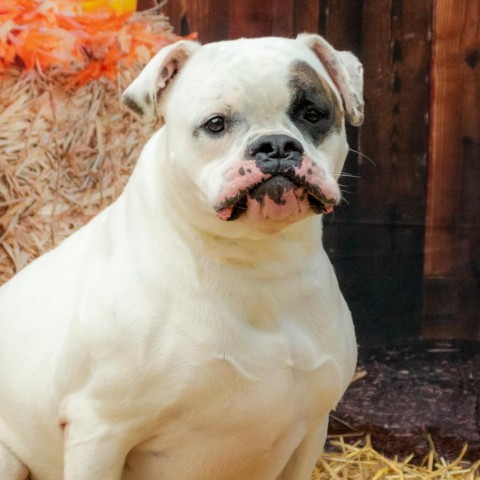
287, 92, 335, 145
304, 108, 329, 123
288, 61, 342, 145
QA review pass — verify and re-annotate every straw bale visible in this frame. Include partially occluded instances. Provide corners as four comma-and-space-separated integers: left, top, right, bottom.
0, 64, 155, 284
0, 4, 180, 284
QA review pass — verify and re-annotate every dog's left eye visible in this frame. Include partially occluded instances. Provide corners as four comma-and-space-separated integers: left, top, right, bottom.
303, 108, 328, 123
205, 116, 225, 134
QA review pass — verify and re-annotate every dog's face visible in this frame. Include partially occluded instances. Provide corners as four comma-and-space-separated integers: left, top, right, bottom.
123, 35, 364, 235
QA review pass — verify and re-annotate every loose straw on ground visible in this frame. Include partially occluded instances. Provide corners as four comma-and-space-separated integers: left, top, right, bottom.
314, 435, 480, 480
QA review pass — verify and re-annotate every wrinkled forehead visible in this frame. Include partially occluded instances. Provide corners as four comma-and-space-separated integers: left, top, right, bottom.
171, 37, 339, 113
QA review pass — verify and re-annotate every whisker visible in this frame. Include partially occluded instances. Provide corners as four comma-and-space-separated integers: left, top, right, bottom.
338, 185, 356, 194
332, 171, 361, 179
348, 147, 376, 167
339, 172, 361, 179
323, 209, 336, 223
340, 190, 352, 205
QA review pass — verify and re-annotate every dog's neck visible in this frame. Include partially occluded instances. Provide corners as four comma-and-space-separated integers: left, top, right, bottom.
197, 218, 324, 269
125, 130, 326, 274
169, 202, 326, 278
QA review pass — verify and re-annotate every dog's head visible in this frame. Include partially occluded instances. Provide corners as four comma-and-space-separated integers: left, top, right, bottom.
123, 35, 363, 235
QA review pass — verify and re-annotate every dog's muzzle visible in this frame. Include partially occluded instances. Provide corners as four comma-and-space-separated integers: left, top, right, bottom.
214, 134, 338, 222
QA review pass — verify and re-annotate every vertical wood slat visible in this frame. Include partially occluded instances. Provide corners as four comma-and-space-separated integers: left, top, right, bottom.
357, 0, 430, 227
161, 0, 322, 41
136, 0, 156, 10
423, 0, 480, 339
321, 0, 363, 52
424, 0, 480, 276
163, 0, 300, 42
229, 0, 294, 39
357, 0, 394, 226
156, 0, 185, 34
319, 0, 363, 216
320, 0, 362, 227
326, 0, 431, 339
293, 0, 320, 34
161, 0, 229, 43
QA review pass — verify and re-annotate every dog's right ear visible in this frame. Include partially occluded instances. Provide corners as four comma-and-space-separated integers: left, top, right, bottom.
297, 34, 364, 127
122, 40, 201, 124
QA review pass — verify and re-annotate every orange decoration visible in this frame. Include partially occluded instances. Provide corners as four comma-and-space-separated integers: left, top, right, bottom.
0, 0, 196, 87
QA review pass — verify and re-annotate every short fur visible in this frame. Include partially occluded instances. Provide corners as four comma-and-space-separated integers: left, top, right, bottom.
0, 34, 363, 480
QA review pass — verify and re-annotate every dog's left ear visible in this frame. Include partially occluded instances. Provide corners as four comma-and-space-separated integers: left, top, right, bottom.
297, 34, 364, 126
122, 40, 201, 124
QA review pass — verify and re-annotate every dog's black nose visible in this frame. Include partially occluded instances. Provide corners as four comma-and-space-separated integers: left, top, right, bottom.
249, 135, 304, 174
249, 134, 304, 160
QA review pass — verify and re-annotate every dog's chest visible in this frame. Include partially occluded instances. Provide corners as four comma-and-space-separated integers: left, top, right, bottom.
126, 316, 342, 480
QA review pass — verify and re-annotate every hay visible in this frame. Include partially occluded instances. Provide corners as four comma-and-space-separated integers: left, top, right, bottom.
314, 435, 480, 479
0, 6, 180, 285
0, 56, 166, 284
0, 65, 155, 283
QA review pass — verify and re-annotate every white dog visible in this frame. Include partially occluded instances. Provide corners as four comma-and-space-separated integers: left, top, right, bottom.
0, 34, 363, 480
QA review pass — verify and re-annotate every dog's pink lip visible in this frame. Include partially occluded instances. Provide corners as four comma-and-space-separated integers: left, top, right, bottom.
214, 173, 338, 221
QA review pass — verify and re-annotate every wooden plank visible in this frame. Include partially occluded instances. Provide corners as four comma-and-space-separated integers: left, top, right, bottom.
293, 0, 320, 35
423, 0, 480, 339
319, 0, 363, 225
424, 0, 480, 276
324, 0, 432, 339
161, 0, 229, 42
321, 0, 363, 52
162, 0, 320, 40
162, 0, 300, 42
322, 0, 365, 266
136, 0, 156, 10
358, 0, 430, 227
423, 277, 480, 339
229, 0, 294, 39
157, 1, 185, 34
160, 1, 189, 36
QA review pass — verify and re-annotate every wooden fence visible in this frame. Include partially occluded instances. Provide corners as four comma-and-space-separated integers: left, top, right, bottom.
139, 0, 479, 341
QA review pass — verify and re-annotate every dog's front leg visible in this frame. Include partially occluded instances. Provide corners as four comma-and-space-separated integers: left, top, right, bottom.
63, 422, 132, 480
62, 400, 135, 480
276, 416, 328, 480
0, 441, 29, 480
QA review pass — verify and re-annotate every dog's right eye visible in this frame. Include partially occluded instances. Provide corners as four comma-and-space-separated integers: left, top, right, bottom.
205, 116, 225, 134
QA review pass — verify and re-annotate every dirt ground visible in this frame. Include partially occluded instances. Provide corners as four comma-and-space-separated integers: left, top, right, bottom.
329, 339, 480, 462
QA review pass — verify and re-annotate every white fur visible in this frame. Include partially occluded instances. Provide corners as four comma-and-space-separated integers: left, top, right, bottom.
0, 35, 361, 480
